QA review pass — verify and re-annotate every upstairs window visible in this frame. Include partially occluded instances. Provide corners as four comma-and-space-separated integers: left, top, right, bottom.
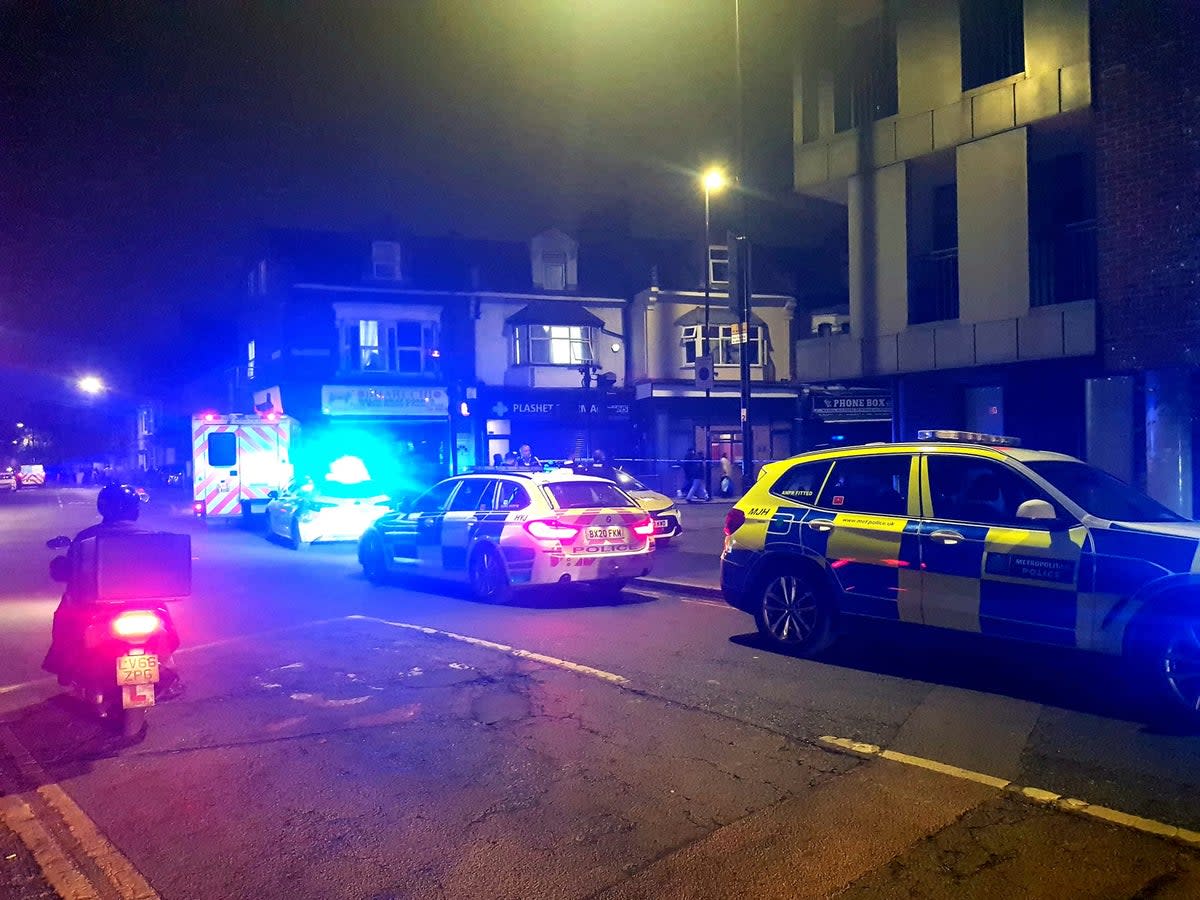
513, 325, 594, 366
834, 7, 898, 133
543, 252, 568, 291
681, 324, 764, 366
960, 0, 1024, 91
246, 340, 256, 381
708, 246, 730, 285
371, 241, 403, 281
339, 318, 440, 375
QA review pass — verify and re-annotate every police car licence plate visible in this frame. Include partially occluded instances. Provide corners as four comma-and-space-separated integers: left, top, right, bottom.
654, 518, 670, 530
586, 526, 625, 541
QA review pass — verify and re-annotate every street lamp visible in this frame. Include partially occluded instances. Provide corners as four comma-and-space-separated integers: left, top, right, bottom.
76, 375, 105, 395
701, 166, 728, 497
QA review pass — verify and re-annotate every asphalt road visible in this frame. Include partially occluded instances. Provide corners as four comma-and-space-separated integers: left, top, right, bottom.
3, 487, 1200, 898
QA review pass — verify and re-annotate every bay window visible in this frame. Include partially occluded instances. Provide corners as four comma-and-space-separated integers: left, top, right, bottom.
681, 324, 764, 366
339, 318, 440, 375
513, 325, 595, 366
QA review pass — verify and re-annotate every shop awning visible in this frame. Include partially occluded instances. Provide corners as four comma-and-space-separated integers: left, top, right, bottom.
506, 301, 604, 328
673, 307, 766, 327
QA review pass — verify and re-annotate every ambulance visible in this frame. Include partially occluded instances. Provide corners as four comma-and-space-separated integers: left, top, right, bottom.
191, 412, 296, 519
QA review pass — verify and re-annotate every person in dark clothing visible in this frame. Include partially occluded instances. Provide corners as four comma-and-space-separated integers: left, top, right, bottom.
683, 450, 709, 502
514, 444, 542, 469
44, 485, 183, 698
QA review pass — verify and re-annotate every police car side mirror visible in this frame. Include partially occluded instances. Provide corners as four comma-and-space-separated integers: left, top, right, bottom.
47, 535, 70, 550
267, 490, 279, 500
1016, 499, 1060, 525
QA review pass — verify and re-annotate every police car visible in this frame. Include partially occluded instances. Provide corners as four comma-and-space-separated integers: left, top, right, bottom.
358, 469, 656, 602
721, 431, 1200, 719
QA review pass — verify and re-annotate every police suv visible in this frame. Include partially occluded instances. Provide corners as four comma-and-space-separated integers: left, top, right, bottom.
721, 431, 1200, 719
358, 469, 656, 602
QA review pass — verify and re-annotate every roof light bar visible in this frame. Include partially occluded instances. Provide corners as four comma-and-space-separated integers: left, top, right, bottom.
917, 429, 1021, 447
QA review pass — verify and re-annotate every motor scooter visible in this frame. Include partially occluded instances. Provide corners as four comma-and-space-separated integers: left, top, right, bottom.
46, 531, 188, 738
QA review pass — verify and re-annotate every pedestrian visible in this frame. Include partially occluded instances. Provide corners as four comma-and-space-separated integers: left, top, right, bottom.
503, 450, 518, 467
684, 449, 709, 503
719, 453, 733, 498
514, 443, 542, 470
578, 448, 615, 481
491, 453, 504, 467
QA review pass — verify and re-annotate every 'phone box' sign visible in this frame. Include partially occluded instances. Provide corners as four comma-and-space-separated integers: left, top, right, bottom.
809, 390, 893, 423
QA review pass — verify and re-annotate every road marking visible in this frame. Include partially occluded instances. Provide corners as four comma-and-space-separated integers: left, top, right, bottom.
0, 724, 160, 899
349, 615, 629, 685
0, 675, 54, 696
820, 735, 1200, 849
0, 795, 100, 900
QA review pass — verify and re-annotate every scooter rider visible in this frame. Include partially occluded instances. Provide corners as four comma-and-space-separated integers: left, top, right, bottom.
43, 484, 183, 697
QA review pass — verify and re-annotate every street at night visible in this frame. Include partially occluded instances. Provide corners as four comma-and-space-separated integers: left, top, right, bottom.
4, 488, 1200, 898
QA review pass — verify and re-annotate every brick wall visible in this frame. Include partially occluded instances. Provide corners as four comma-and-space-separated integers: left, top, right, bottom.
1093, 0, 1200, 371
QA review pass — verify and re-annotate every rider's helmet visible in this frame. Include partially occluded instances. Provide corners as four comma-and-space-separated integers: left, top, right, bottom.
96, 484, 141, 523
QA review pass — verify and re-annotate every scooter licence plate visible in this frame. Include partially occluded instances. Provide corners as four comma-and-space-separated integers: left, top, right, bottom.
116, 652, 160, 686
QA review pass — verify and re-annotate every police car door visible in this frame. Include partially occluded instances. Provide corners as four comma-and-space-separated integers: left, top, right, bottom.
919, 453, 1083, 645
392, 479, 458, 570
810, 453, 921, 622
440, 479, 496, 577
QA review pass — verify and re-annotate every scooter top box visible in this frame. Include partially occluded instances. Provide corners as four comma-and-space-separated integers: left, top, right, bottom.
73, 532, 192, 603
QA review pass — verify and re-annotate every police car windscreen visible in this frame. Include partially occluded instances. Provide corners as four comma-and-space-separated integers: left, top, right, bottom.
1025, 461, 1185, 522
544, 482, 637, 510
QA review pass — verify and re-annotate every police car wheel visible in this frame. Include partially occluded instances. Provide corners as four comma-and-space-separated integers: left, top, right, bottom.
470, 546, 510, 604
360, 534, 387, 584
1152, 619, 1200, 721
754, 569, 833, 654
288, 519, 308, 551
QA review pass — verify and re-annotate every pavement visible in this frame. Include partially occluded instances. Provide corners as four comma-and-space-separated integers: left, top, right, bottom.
2, 488, 1200, 898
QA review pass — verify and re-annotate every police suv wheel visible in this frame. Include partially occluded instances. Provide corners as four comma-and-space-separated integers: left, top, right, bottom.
360, 534, 387, 584
1150, 617, 1200, 722
753, 568, 834, 655
470, 546, 510, 604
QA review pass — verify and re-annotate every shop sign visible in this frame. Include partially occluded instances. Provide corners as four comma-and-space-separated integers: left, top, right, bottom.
321, 385, 449, 417
809, 389, 892, 423
488, 395, 631, 422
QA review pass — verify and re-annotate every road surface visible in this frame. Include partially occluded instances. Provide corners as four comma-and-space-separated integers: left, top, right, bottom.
2, 487, 1200, 898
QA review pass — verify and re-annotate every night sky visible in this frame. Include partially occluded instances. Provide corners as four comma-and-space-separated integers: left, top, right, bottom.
1, 1, 825, 391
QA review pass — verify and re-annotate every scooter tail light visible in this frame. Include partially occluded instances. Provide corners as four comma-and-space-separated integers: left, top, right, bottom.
525, 520, 581, 541
111, 611, 163, 640
632, 517, 655, 537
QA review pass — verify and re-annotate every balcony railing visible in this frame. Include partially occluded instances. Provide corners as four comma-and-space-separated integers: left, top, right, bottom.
908, 248, 959, 324
1031, 220, 1097, 308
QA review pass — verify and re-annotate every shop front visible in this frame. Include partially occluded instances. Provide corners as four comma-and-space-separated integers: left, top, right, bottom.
799, 386, 895, 450
476, 388, 636, 466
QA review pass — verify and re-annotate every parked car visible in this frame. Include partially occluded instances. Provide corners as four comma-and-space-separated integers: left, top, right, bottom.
721, 429, 1200, 721
0, 468, 16, 493
358, 470, 655, 602
609, 470, 683, 544
265, 475, 392, 549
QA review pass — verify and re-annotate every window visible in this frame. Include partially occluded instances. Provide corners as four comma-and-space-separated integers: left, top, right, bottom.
543, 481, 636, 510
246, 340, 256, 381
371, 241, 403, 281
960, 0, 1024, 91
1025, 461, 1182, 523
817, 455, 910, 515
681, 325, 764, 366
834, 8, 898, 133
543, 252, 567, 290
927, 456, 1056, 527
514, 325, 594, 366
340, 319, 440, 375
770, 460, 833, 504
449, 478, 493, 512
708, 246, 730, 285
207, 432, 237, 468
412, 480, 457, 514
800, 57, 820, 144
496, 481, 531, 512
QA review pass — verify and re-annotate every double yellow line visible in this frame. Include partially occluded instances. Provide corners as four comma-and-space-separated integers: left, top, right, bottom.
0, 724, 158, 899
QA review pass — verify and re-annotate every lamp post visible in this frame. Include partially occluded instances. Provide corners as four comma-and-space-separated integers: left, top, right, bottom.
76, 375, 105, 396
701, 166, 728, 498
